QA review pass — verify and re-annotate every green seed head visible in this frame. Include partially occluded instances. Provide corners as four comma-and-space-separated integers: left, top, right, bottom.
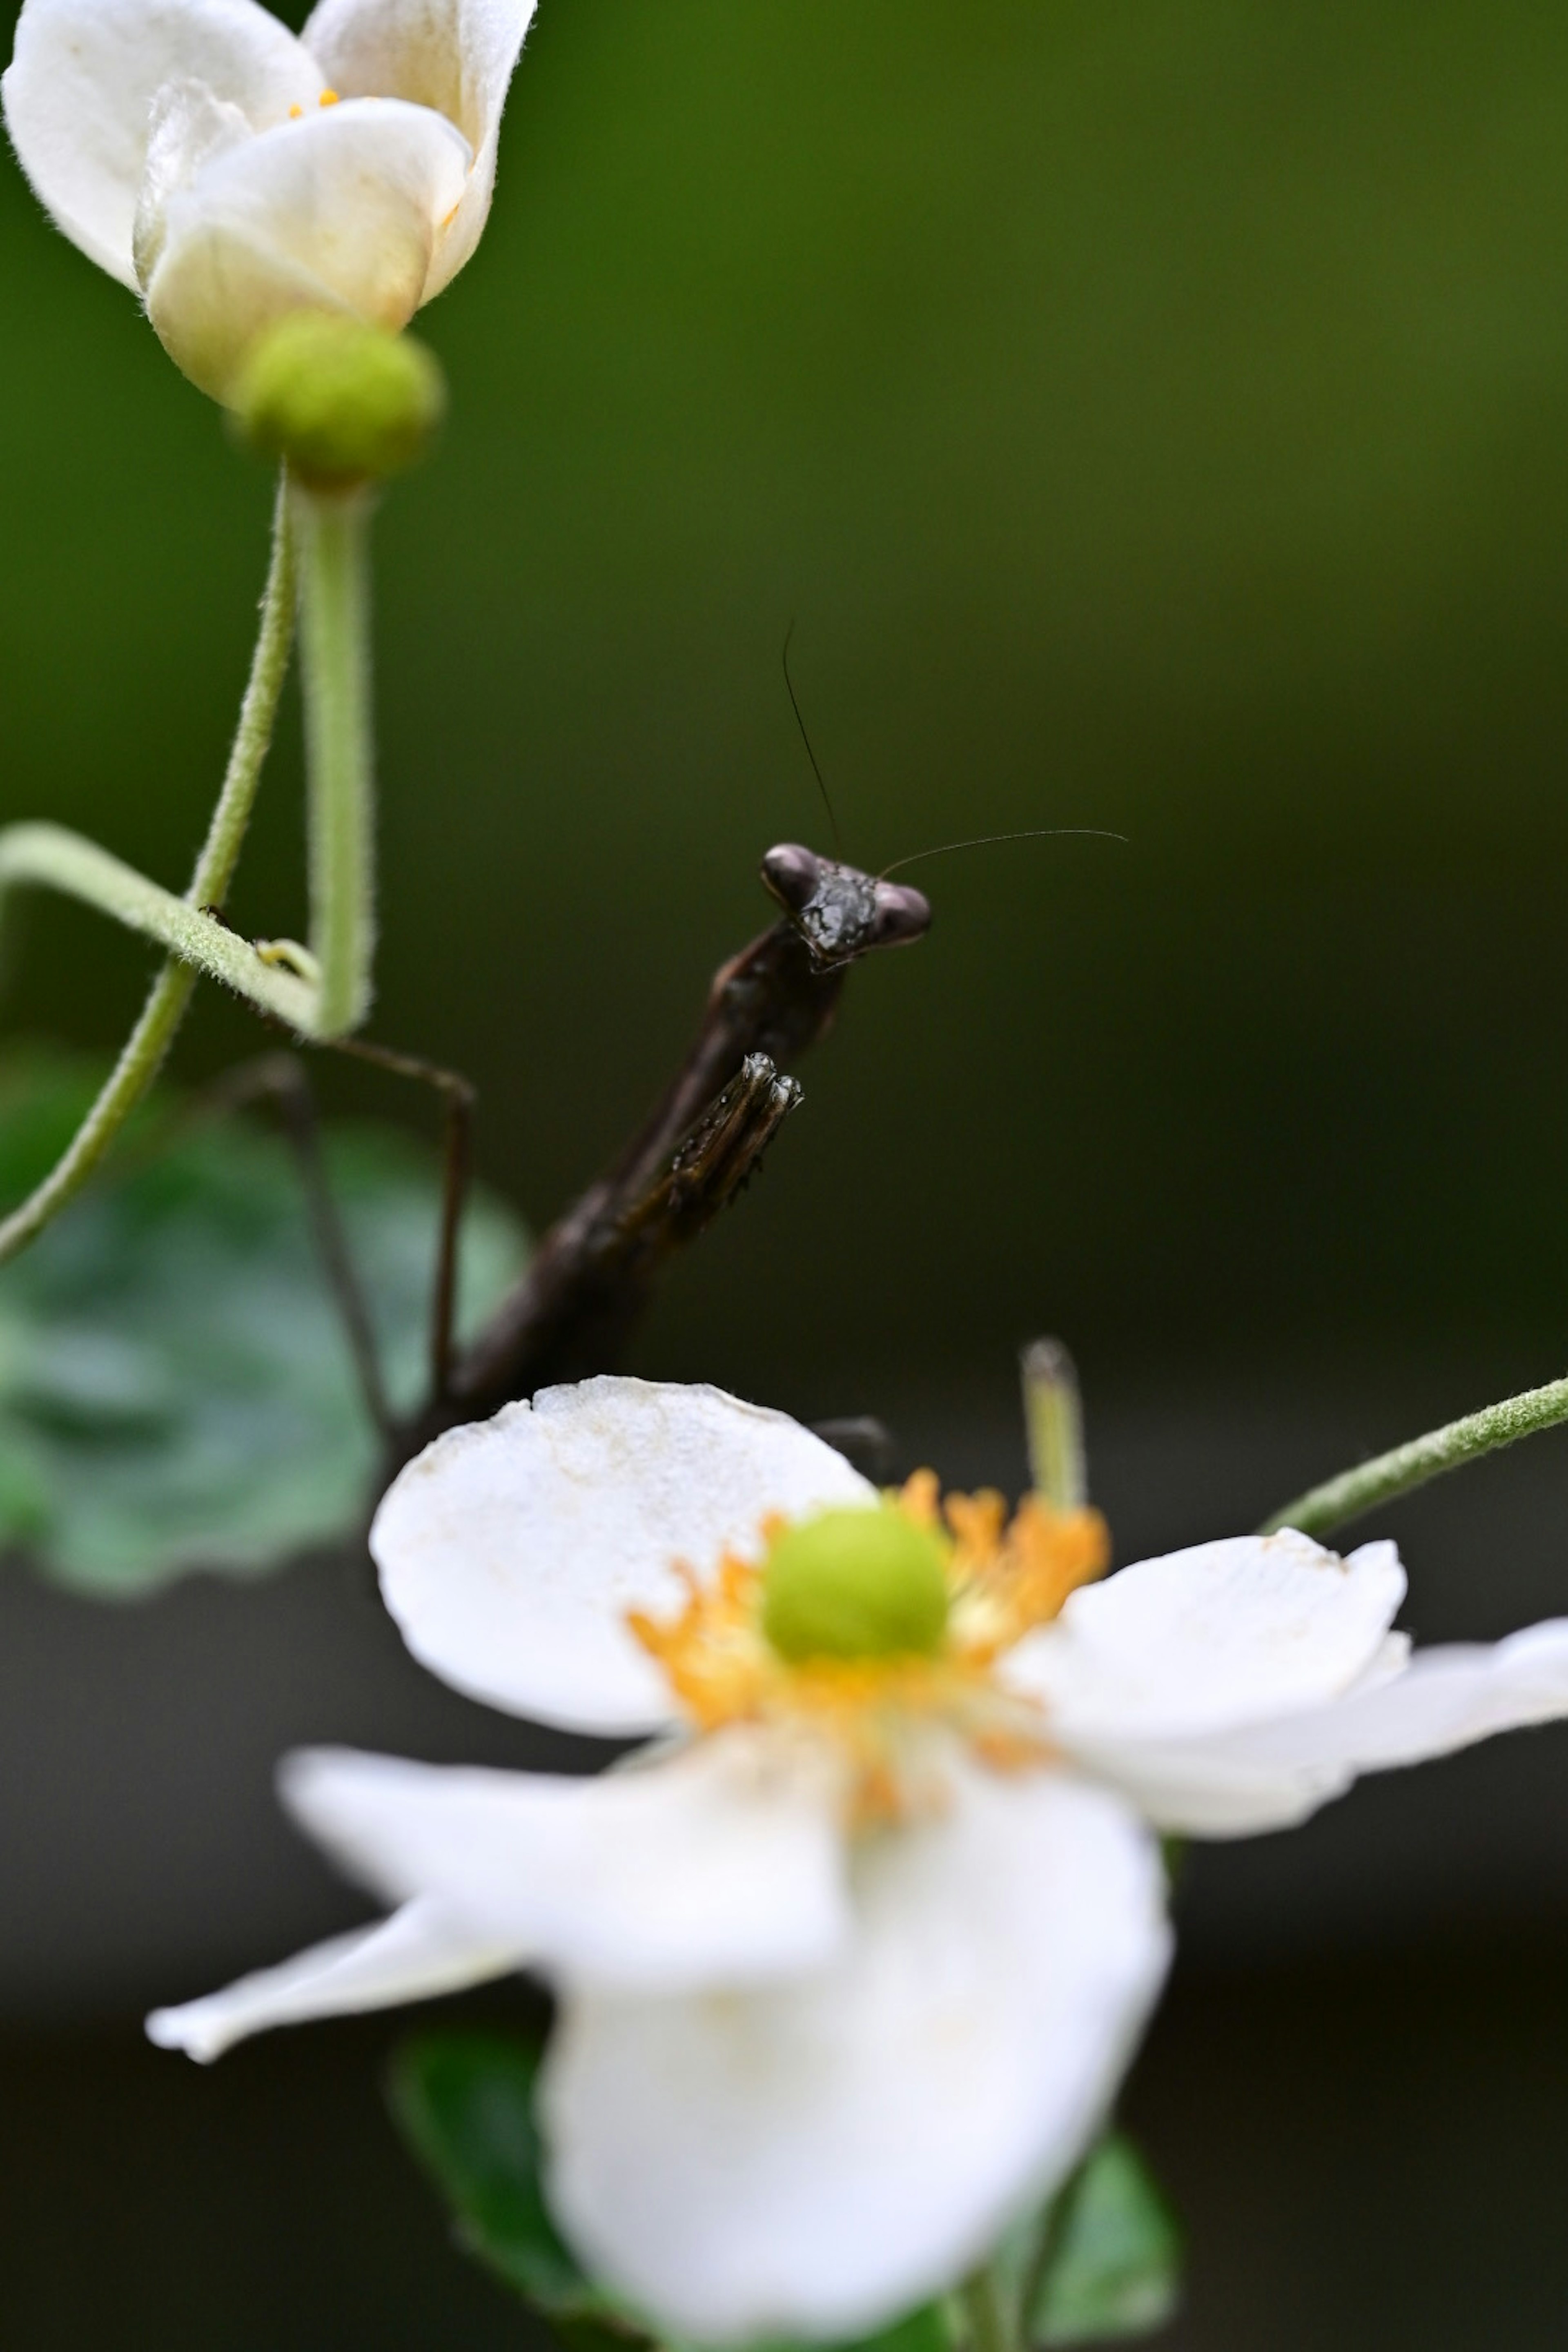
234, 313, 446, 490
761, 1504, 951, 1664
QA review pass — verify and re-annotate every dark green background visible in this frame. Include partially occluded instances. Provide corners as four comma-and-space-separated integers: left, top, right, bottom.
10, 0, 1568, 1430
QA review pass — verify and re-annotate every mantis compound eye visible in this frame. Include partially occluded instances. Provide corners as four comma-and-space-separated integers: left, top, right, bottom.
869, 881, 932, 947
760, 842, 823, 913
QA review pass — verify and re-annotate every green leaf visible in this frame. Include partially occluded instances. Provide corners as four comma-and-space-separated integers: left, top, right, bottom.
1028, 2135, 1181, 2345
835, 2304, 955, 2352
753, 2303, 956, 2352
388, 2029, 617, 2321
0, 1049, 528, 1594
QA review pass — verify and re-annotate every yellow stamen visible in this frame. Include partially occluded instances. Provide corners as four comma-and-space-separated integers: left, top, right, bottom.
319, 88, 340, 106
898, 1466, 941, 1528
627, 1477, 1110, 1822
951, 1490, 1109, 1663
289, 103, 304, 119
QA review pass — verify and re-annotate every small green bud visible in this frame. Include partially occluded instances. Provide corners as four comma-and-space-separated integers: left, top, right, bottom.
234, 313, 446, 489
1020, 1335, 1087, 1510
761, 1504, 950, 1664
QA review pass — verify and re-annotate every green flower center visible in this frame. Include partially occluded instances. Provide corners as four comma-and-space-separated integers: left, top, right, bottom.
760, 1503, 951, 1664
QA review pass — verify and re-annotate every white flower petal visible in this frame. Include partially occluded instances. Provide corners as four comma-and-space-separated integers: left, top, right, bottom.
1006, 1530, 1406, 1744
1084, 1614, 1568, 1837
132, 75, 256, 286
142, 94, 470, 398
145, 1898, 510, 2062
301, 0, 537, 296
542, 1769, 1170, 2346
1281, 1615, 1568, 1762
372, 1377, 876, 1735
283, 1732, 853, 1994
1055, 1726, 1358, 1837
3, 0, 321, 287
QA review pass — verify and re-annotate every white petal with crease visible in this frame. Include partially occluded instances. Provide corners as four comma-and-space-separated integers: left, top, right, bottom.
1078, 1615, 1568, 1836
133, 76, 258, 285
283, 1731, 853, 1993
302, 0, 537, 293
543, 1769, 1169, 2346
1006, 1530, 1406, 1743
372, 1378, 876, 1734
143, 94, 470, 396
145, 1898, 510, 2062
3, 0, 321, 285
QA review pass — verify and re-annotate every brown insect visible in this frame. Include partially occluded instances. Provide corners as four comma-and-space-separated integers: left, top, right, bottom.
396, 843, 931, 1457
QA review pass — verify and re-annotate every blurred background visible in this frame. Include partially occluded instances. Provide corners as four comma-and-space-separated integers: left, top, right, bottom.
6, 0, 1568, 2340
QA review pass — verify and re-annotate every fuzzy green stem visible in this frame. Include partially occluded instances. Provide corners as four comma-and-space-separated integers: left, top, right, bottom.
1016, 2161, 1081, 2349
960, 2265, 1015, 2352
191, 476, 299, 905
1020, 1336, 1087, 1508
0, 479, 297, 1265
0, 826, 316, 1028
295, 484, 375, 1038
1260, 1372, 1568, 1539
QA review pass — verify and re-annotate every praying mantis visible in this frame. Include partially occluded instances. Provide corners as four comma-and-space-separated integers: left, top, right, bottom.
0, 473, 933, 1496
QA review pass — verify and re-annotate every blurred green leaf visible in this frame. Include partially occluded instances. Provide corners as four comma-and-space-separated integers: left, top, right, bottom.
1028, 2135, 1181, 2345
0, 1049, 528, 1593
388, 2028, 616, 2321
837, 2305, 954, 2352
755, 2303, 957, 2352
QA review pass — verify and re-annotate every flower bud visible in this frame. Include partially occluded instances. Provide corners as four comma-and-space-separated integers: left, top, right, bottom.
234, 314, 446, 490
761, 1504, 950, 1664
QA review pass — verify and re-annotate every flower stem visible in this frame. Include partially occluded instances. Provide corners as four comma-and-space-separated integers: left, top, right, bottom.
0, 477, 297, 1265
960, 2264, 1015, 2352
294, 483, 376, 1040
1016, 2165, 1079, 2347
0, 826, 316, 1027
1260, 1371, 1568, 1540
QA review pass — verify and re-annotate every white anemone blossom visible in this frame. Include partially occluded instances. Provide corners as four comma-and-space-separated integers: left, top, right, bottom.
2, 0, 537, 400
150, 1377, 1568, 2344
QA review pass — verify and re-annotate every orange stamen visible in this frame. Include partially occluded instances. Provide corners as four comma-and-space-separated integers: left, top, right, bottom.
626, 1476, 1107, 1821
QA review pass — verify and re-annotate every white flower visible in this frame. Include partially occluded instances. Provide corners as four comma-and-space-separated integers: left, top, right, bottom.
3, 0, 537, 399
147, 1376, 1568, 2344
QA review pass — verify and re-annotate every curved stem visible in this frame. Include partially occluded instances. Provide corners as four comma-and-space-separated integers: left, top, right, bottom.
192, 475, 299, 907
960, 2265, 1015, 2352
0, 478, 298, 1265
0, 825, 316, 1027
295, 484, 376, 1039
1260, 1371, 1568, 1539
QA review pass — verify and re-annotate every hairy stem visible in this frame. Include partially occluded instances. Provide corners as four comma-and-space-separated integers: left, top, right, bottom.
1260, 1372, 1568, 1539
0, 478, 297, 1264
295, 485, 376, 1039
960, 2264, 1015, 2352
0, 826, 316, 1027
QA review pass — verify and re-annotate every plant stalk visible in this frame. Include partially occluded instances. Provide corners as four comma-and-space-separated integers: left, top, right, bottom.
1261, 1370, 1568, 1539
294, 483, 376, 1039
0, 477, 297, 1264
960, 2264, 1015, 2352
0, 826, 316, 1028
